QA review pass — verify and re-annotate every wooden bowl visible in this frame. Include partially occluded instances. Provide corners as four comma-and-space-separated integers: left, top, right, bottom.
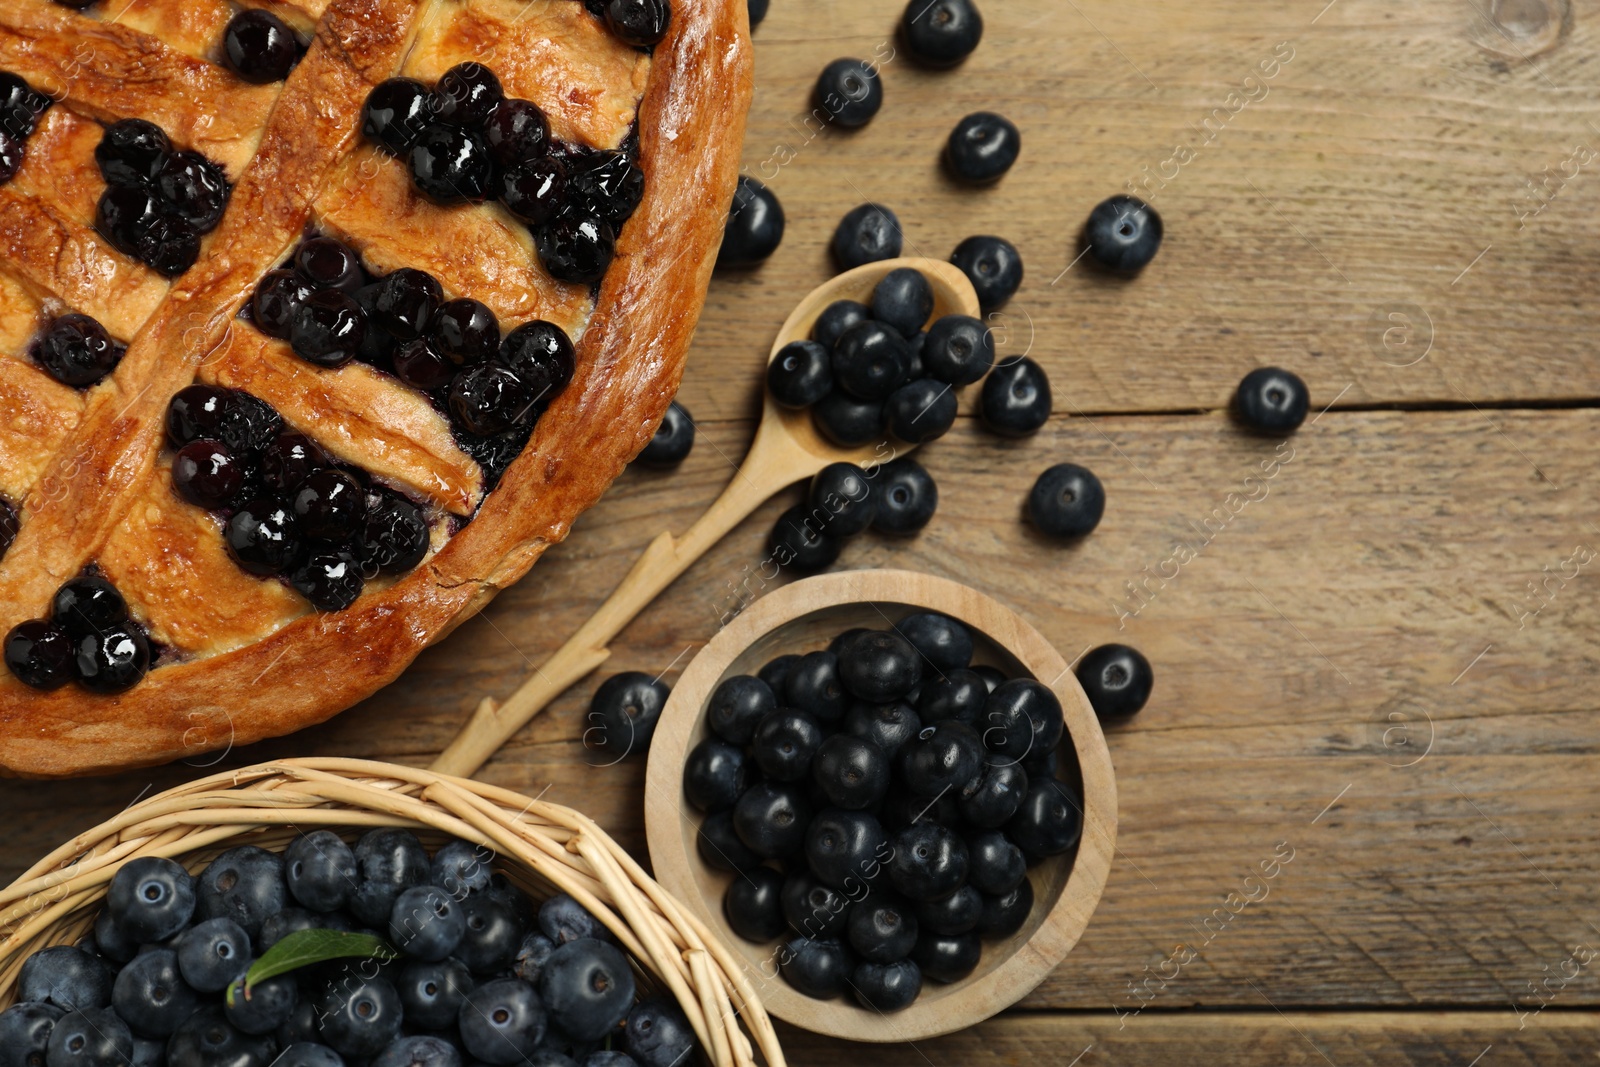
644, 570, 1117, 1043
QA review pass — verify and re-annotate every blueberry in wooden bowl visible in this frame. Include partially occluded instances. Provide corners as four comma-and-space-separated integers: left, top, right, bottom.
646, 570, 1117, 1042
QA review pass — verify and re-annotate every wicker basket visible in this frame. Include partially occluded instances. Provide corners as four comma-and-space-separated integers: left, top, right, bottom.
0, 758, 786, 1067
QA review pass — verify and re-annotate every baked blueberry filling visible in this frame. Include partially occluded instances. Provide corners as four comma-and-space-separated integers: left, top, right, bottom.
0, 72, 51, 185
30, 313, 126, 388
5, 571, 152, 693
92, 119, 232, 277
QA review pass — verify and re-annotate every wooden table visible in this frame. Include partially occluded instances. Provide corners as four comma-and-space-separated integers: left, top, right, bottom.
6, 0, 1600, 1061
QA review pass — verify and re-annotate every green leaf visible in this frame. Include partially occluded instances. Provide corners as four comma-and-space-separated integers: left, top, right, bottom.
227, 929, 398, 1006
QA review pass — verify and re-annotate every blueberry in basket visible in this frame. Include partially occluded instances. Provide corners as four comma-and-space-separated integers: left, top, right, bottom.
686, 613, 1092, 1011
0, 830, 706, 1067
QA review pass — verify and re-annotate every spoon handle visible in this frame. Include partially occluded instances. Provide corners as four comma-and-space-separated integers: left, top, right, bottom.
429, 418, 817, 778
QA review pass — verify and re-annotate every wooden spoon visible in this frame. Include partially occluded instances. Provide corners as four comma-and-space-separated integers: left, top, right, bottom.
431, 257, 981, 777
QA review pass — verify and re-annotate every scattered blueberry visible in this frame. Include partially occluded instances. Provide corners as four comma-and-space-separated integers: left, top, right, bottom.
1234, 366, 1309, 434
586, 671, 669, 757
1027, 462, 1104, 539
831, 204, 902, 270
922, 314, 994, 386
1075, 643, 1153, 720
717, 176, 785, 268
635, 401, 694, 467
871, 458, 937, 535
944, 111, 1019, 183
1083, 194, 1161, 272
768, 504, 842, 572
980, 356, 1050, 437
950, 234, 1023, 310
222, 10, 300, 84
815, 58, 883, 129
885, 378, 956, 444
901, 0, 983, 66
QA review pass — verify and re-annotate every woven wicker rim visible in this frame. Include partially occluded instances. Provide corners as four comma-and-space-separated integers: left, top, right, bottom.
0, 757, 785, 1067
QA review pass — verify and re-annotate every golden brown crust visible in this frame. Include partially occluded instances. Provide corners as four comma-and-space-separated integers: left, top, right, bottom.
0, 0, 752, 776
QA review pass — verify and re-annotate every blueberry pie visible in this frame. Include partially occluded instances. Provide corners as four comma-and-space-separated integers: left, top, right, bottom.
0, 0, 752, 775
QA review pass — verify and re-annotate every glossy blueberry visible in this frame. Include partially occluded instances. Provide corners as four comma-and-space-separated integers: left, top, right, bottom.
885, 378, 956, 444
717, 176, 784, 269
224, 972, 297, 1036
96, 119, 170, 188
33, 313, 123, 388
316, 975, 402, 1057
906, 886, 978, 940
603, 0, 671, 46
155, 150, 229, 232
484, 99, 550, 167
135, 215, 201, 277
635, 401, 694, 467
536, 214, 616, 284
852, 958, 921, 1012
19, 947, 111, 1012
899, 720, 983, 797
349, 828, 430, 927
1076, 642, 1153, 720
499, 156, 568, 226
367, 268, 440, 341
784, 650, 847, 723
213, 390, 281, 457
250, 270, 311, 340
434, 63, 504, 129
0, 130, 22, 185
1234, 366, 1309, 434
812, 299, 871, 350
73, 623, 150, 694
1084, 194, 1161, 272
290, 289, 366, 367
450, 363, 535, 436
768, 504, 842, 573
174, 917, 250, 994
292, 468, 366, 541
5, 620, 75, 690
107, 856, 194, 943
283, 830, 357, 913
805, 809, 889, 892
707, 674, 776, 745
912, 930, 980, 984
981, 356, 1050, 437
842, 700, 921, 760
93, 185, 158, 260
355, 491, 429, 575
779, 936, 853, 1000
870, 268, 934, 337
757, 653, 799, 695
806, 461, 876, 538
945, 111, 1018, 183
499, 320, 574, 401
289, 552, 362, 610
697, 809, 760, 874
723, 867, 786, 942
539, 893, 612, 947
421, 299, 496, 369
901, 0, 983, 66
409, 123, 494, 203
815, 58, 882, 129
455, 892, 523, 975
1027, 462, 1104, 539
223, 9, 300, 83
837, 629, 921, 704
732, 780, 812, 859
429, 840, 491, 902
958, 758, 1029, 829
195, 846, 286, 943
0, 73, 51, 137
683, 738, 750, 813
966, 828, 1027, 896
998, 678, 1064, 755
226, 492, 300, 565
389, 338, 452, 390
586, 670, 669, 757
916, 669, 987, 728
888, 823, 968, 902
872, 457, 937, 535
950, 234, 1022, 311
373, 1035, 462, 1067
0, 1001, 63, 1067
387, 886, 465, 962
45, 1008, 132, 1067
622, 999, 697, 1067
172, 439, 243, 510
922, 314, 993, 386
751, 708, 823, 782
831, 203, 902, 270
540, 938, 635, 1041
811, 733, 890, 811
810, 391, 886, 449
566, 147, 645, 226
363, 78, 433, 153
846, 895, 917, 963
766, 340, 831, 409
894, 612, 972, 674
976, 877, 1033, 938
1008, 777, 1083, 860
50, 576, 127, 639
780, 872, 852, 939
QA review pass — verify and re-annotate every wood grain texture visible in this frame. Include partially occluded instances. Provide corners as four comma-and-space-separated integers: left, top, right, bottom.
686, 0, 1600, 419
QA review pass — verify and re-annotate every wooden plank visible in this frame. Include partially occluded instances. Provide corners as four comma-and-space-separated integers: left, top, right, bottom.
1, 408, 1596, 1015
775, 1011, 1600, 1065
684, 0, 1600, 418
